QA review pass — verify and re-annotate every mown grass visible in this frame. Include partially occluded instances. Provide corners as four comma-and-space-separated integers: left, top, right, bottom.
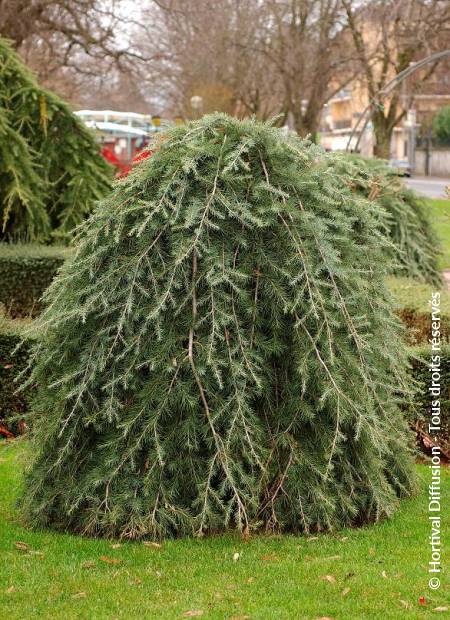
386, 276, 450, 314
428, 199, 450, 270
0, 440, 448, 620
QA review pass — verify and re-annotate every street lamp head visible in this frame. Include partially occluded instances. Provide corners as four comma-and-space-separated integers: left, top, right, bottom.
190, 95, 203, 111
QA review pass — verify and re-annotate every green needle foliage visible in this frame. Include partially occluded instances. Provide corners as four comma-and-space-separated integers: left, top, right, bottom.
432, 105, 450, 143
0, 37, 112, 242
330, 153, 441, 286
22, 114, 415, 540
0, 106, 48, 239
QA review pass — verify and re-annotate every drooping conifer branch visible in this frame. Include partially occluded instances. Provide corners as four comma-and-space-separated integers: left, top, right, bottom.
329, 153, 442, 286
0, 37, 111, 241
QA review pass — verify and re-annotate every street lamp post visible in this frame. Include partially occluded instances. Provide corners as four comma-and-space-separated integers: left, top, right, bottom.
404, 109, 417, 173
190, 95, 204, 119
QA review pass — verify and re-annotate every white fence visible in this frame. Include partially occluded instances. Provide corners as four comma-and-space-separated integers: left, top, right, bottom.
415, 148, 450, 177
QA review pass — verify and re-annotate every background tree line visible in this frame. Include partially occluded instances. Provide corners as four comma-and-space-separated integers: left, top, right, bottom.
1, 0, 449, 158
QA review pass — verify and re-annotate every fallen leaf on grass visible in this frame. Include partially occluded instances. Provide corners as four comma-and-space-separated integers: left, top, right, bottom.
182, 611, 204, 617
340, 537, 349, 542
320, 575, 336, 584
81, 561, 96, 569
381, 571, 388, 579
400, 600, 411, 609
369, 548, 376, 556
0, 425, 14, 439
13, 541, 43, 556
111, 543, 122, 549
419, 596, 427, 606
261, 554, 278, 561
5, 586, 15, 594
71, 592, 87, 599
341, 587, 351, 597
433, 607, 449, 612
143, 541, 162, 549
99, 555, 123, 565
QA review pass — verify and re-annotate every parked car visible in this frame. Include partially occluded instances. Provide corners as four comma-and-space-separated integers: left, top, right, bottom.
389, 159, 412, 177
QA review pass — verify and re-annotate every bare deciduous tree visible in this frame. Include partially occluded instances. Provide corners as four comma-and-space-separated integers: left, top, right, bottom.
140, 1, 358, 138
0, 0, 148, 105
141, 0, 354, 135
342, 0, 450, 158
2, 0, 448, 143
137, 0, 282, 119
255, 0, 357, 138
0, 1, 120, 61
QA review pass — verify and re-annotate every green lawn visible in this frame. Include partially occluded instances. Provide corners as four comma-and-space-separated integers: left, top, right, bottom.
0, 441, 448, 619
428, 199, 450, 270
386, 276, 450, 313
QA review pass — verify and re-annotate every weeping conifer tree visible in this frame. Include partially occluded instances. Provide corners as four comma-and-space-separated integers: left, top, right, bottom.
329, 153, 441, 286
0, 37, 111, 241
22, 114, 415, 539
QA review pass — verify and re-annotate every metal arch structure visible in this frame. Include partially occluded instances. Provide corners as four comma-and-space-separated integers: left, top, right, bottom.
345, 49, 450, 152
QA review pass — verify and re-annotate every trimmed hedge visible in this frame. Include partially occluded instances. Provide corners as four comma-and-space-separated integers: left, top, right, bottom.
0, 244, 70, 317
0, 313, 34, 434
407, 344, 450, 459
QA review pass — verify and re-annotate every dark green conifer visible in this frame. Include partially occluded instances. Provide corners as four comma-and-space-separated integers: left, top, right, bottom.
330, 153, 441, 286
22, 115, 415, 539
0, 37, 112, 241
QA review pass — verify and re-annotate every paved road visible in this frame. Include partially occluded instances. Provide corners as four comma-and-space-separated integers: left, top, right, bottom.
405, 176, 449, 199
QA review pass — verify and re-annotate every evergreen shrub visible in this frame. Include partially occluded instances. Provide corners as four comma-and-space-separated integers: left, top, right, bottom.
22, 114, 415, 539
0, 312, 34, 434
330, 154, 442, 286
0, 244, 70, 317
406, 344, 450, 459
432, 105, 450, 144
0, 37, 112, 242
